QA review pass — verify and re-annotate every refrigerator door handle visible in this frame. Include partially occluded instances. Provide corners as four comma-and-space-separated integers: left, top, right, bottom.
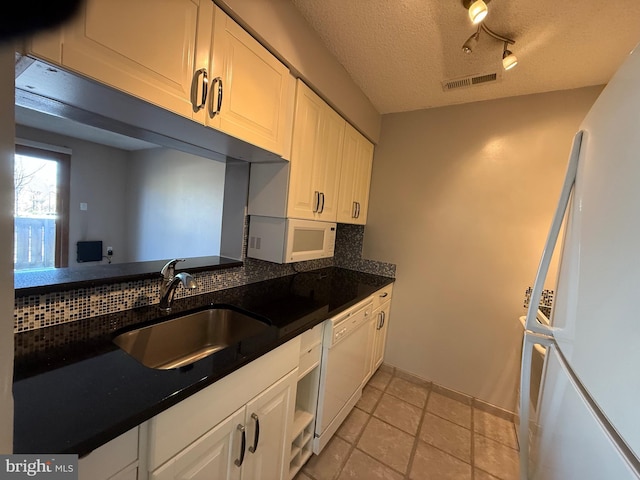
525, 130, 584, 335
519, 332, 554, 480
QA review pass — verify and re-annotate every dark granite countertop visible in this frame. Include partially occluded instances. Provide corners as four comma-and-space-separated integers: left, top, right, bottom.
13, 267, 393, 456
15, 256, 242, 296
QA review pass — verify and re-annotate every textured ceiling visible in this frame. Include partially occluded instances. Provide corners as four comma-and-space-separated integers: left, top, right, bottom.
290, 0, 640, 114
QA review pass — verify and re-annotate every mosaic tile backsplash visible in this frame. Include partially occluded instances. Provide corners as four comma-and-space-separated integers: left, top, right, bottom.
14, 221, 396, 333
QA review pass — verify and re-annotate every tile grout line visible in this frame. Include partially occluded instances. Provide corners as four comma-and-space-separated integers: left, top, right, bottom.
471, 405, 476, 480
402, 383, 433, 479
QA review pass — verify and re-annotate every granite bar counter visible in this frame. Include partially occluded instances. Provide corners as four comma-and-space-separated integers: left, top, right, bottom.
13, 267, 393, 456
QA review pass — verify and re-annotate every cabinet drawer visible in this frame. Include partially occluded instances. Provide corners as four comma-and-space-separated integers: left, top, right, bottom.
298, 343, 321, 379
300, 323, 324, 352
372, 284, 394, 310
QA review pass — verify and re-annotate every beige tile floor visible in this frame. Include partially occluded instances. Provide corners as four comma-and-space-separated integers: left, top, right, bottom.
295, 366, 519, 480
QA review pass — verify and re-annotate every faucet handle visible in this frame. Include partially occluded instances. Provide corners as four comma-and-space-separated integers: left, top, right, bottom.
161, 258, 185, 279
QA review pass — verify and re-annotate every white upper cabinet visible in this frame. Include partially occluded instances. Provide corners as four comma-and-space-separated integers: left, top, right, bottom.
336, 123, 374, 225
25, 0, 292, 157
206, 6, 292, 157
58, 0, 213, 123
287, 80, 345, 221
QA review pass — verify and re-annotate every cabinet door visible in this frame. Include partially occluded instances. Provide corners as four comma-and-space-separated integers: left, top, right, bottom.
207, 7, 291, 156
373, 301, 391, 371
287, 82, 325, 221
151, 408, 244, 480
352, 136, 374, 225
242, 370, 297, 480
61, 0, 212, 121
337, 124, 373, 225
363, 315, 377, 386
314, 106, 345, 222
337, 124, 361, 223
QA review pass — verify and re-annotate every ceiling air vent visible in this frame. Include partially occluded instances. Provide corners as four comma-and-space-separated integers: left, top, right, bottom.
442, 72, 501, 91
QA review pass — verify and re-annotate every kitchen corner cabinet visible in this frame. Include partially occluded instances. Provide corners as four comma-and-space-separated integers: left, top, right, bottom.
287, 81, 346, 221
25, 0, 291, 157
336, 123, 374, 225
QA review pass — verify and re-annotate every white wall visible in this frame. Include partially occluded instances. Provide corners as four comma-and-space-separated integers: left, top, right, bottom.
0, 46, 15, 453
363, 86, 603, 411
126, 148, 225, 262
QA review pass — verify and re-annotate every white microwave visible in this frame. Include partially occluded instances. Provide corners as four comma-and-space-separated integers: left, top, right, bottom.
247, 216, 337, 264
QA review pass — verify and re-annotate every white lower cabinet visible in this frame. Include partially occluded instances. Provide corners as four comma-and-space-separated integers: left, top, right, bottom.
150, 407, 244, 480
145, 339, 300, 480
150, 370, 296, 480
372, 300, 392, 371
371, 285, 393, 373
78, 427, 139, 480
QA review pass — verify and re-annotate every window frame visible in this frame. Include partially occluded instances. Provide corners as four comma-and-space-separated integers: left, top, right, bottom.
14, 144, 71, 268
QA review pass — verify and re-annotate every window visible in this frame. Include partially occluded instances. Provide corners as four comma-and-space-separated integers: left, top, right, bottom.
14, 144, 70, 270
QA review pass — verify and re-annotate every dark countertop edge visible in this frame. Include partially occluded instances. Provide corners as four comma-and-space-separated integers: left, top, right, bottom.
14, 268, 395, 456
15, 256, 242, 296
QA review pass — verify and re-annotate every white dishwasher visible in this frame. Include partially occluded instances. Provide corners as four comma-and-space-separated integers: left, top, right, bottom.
314, 297, 373, 453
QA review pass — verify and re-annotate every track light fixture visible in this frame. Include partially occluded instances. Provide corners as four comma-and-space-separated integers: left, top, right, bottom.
460, 20, 518, 71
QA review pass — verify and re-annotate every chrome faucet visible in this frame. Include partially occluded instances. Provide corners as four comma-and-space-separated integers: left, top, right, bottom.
159, 259, 197, 312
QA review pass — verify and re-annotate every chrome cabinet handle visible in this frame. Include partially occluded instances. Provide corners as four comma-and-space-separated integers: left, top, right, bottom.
380, 310, 386, 329
356, 201, 360, 218
379, 292, 388, 298
248, 413, 260, 453
208, 76, 223, 118
352, 201, 357, 218
377, 311, 383, 330
190, 68, 208, 112
313, 191, 320, 212
319, 192, 325, 213
234, 424, 246, 467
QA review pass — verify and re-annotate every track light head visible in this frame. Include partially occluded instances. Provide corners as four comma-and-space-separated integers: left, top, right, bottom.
462, 29, 481, 54
468, 0, 488, 24
502, 44, 518, 70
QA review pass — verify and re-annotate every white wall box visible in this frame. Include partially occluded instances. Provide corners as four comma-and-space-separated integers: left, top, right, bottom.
24, 0, 293, 158
336, 123, 374, 225
78, 426, 139, 480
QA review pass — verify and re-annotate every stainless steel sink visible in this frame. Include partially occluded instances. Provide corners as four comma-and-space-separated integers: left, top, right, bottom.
113, 307, 270, 370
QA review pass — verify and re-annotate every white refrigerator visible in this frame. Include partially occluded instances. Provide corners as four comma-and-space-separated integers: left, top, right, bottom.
519, 42, 640, 479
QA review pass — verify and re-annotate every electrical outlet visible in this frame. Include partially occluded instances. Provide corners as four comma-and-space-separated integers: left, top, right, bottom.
107, 246, 113, 256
